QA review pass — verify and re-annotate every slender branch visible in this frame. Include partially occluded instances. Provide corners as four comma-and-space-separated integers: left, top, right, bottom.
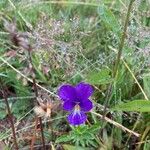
113, 0, 135, 78
101, 0, 135, 133
0, 56, 58, 97
109, 45, 149, 146
0, 96, 35, 102
8, 0, 33, 30
0, 116, 66, 141
1, 87, 19, 150
23, 1, 101, 9
109, 46, 149, 100
102, 0, 135, 116
38, 117, 46, 148
27, 46, 46, 150
30, 117, 38, 150
92, 111, 140, 137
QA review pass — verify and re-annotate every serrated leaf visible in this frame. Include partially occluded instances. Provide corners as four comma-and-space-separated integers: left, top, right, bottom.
80, 140, 85, 147
86, 68, 113, 85
112, 100, 150, 112
88, 140, 98, 148
56, 135, 72, 143
88, 123, 101, 133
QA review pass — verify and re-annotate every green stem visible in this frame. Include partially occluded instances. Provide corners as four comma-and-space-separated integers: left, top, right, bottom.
101, 0, 135, 127
113, 0, 135, 78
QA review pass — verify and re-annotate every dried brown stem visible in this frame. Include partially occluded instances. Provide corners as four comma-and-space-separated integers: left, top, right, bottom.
4, 20, 46, 149
92, 112, 140, 137
27, 46, 46, 150
30, 117, 38, 150
1, 88, 19, 150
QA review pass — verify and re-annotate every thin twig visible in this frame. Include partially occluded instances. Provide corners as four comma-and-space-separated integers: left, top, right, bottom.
30, 117, 38, 150
0, 108, 34, 140
109, 46, 149, 145
0, 56, 58, 97
92, 111, 140, 137
22, 1, 101, 9
109, 46, 149, 100
122, 60, 148, 100
0, 116, 66, 141
102, 0, 135, 121
0, 96, 35, 102
27, 46, 46, 150
113, 0, 135, 78
0, 86, 19, 150
99, 0, 135, 136
8, 0, 33, 30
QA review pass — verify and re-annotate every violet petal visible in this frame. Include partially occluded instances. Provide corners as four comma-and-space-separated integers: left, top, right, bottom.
67, 110, 87, 125
63, 101, 75, 111
58, 84, 76, 101
80, 99, 93, 112
75, 82, 94, 99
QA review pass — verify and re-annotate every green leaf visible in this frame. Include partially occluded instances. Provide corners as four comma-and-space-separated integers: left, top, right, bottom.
88, 140, 98, 148
143, 73, 150, 99
88, 123, 101, 133
62, 144, 88, 150
98, 5, 121, 35
0, 73, 7, 77
86, 68, 113, 85
112, 100, 150, 112
56, 135, 72, 143
0, 103, 7, 119
0, 110, 7, 119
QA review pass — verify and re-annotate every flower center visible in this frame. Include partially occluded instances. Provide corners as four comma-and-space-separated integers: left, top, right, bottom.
72, 104, 81, 117
74, 104, 80, 111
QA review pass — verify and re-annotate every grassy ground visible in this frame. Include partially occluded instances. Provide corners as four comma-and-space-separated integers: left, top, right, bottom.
0, 0, 150, 149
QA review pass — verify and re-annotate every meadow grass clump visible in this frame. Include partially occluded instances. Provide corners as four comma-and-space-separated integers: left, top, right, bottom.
0, 0, 150, 149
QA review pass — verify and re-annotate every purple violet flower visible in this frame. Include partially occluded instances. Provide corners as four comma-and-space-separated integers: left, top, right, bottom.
58, 82, 94, 125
